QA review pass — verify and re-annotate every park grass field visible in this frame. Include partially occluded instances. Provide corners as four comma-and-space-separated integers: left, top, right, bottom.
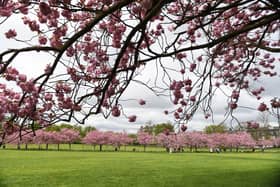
0, 149, 280, 187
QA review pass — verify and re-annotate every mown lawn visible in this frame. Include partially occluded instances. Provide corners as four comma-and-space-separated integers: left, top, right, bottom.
0, 150, 279, 187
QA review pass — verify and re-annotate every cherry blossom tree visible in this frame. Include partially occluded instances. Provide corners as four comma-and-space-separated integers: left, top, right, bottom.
272, 137, 280, 147
257, 138, 273, 151
109, 132, 133, 151
137, 131, 153, 151
184, 132, 208, 152
6, 132, 21, 149
156, 133, 170, 152
1, 0, 280, 145
33, 130, 53, 150
4, 129, 35, 149
82, 130, 100, 150
82, 130, 110, 151
156, 132, 185, 152
227, 132, 256, 152
59, 128, 80, 150
21, 133, 34, 150
207, 133, 227, 151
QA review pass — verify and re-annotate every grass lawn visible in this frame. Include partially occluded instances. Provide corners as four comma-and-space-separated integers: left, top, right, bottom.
0, 150, 279, 187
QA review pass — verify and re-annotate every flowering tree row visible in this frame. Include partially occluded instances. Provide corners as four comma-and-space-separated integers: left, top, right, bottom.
6, 128, 80, 150
82, 130, 133, 151
157, 131, 280, 152
5, 129, 133, 151
4, 129, 280, 152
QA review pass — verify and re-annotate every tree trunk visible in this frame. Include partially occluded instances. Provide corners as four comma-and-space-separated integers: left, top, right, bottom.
99, 144, 102, 151
17, 143, 21, 150
25, 144, 28, 150
46, 144, 48, 150
57, 144, 60, 151
69, 143, 71, 150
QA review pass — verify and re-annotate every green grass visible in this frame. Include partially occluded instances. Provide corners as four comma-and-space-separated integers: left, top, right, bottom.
0, 150, 279, 187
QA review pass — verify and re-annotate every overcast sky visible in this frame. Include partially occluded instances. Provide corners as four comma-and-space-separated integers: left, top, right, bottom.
1, 15, 280, 133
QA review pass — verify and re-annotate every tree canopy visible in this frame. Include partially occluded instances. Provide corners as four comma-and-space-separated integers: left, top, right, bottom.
139, 122, 174, 135
0, 0, 280, 145
204, 124, 227, 134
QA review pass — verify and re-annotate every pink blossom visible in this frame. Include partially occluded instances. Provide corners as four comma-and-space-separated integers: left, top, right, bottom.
5, 29, 17, 39
139, 99, 146, 105
39, 2, 52, 16
258, 103, 267, 112
128, 115, 137, 122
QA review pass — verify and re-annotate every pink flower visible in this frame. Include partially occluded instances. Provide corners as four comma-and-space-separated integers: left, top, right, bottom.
5, 29, 17, 39
44, 93, 53, 101
18, 74, 27, 82
139, 99, 146, 105
258, 103, 267, 112
190, 96, 196, 102
39, 2, 52, 16
112, 106, 121, 117
128, 115, 137, 122
190, 63, 196, 72
230, 102, 238, 109
39, 36, 47, 45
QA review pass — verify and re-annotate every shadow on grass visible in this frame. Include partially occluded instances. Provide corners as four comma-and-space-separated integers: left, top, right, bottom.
0, 174, 7, 187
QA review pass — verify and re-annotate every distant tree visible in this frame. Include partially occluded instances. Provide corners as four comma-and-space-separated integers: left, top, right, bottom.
156, 132, 185, 152
82, 130, 110, 151
81, 126, 97, 137
153, 123, 174, 135
45, 123, 77, 131
21, 132, 35, 150
270, 97, 280, 128
156, 133, 170, 152
139, 122, 174, 135
272, 137, 280, 148
137, 132, 153, 152
108, 132, 133, 151
257, 139, 273, 152
204, 124, 227, 134
127, 134, 137, 145
184, 132, 208, 152
139, 121, 154, 134
82, 131, 99, 150
59, 128, 80, 150
33, 130, 54, 150
257, 111, 270, 127
45, 124, 61, 132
